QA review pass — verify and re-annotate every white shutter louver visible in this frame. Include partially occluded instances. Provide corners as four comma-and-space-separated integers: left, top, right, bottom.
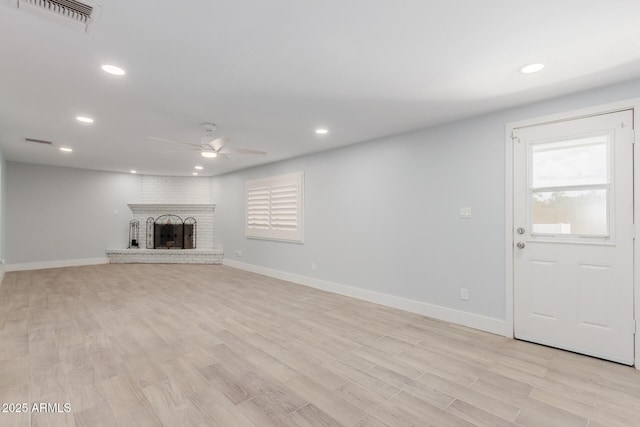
247, 186, 270, 230
270, 183, 298, 231
246, 172, 304, 242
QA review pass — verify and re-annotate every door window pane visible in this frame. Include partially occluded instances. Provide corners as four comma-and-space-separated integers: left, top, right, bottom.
532, 189, 608, 236
532, 136, 609, 188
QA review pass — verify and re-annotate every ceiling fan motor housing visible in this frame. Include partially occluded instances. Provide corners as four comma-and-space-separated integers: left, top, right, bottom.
202, 123, 216, 135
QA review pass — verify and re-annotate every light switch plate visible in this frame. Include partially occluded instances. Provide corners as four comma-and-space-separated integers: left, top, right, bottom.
459, 207, 472, 219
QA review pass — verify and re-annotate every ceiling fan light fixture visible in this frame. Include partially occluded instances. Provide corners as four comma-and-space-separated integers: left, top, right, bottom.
315, 128, 329, 135
201, 151, 217, 158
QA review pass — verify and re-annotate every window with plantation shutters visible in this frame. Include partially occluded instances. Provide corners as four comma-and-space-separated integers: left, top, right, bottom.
246, 172, 304, 242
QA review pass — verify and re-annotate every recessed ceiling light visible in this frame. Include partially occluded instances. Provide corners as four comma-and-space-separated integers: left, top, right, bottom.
194, 166, 203, 170
59, 147, 73, 152
201, 151, 217, 158
192, 172, 199, 176
130, 170, 137, 174
101, 64, 126, 76
76, 116, 94, 123
315, 128, 329, 134
519, 63, 545, 74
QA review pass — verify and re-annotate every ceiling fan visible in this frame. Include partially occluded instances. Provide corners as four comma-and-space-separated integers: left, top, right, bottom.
147, 123, 266, 159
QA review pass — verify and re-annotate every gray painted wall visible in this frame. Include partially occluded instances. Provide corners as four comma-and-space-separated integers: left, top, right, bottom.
211, 78, 640, 321
6, 163, 142, 264
4, 78, 640, 320
0, 149, 5, 276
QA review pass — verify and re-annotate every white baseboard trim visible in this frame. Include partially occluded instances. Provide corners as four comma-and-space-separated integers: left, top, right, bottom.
6, 257, 110, 272
223, 259, 507, 336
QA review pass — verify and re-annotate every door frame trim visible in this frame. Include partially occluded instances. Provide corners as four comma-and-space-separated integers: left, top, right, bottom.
505, 98, 640, 368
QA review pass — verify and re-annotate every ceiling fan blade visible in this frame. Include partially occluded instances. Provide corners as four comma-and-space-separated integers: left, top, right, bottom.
161, 149, 201, 153
219, 146, 267, 155
147, 136, 201, 148
204, 136, 231, 151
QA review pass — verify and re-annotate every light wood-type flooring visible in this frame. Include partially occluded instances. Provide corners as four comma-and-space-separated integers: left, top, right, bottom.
0, 264, 639, 426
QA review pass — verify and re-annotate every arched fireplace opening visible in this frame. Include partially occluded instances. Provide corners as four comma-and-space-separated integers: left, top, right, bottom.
146, 214, 197, 249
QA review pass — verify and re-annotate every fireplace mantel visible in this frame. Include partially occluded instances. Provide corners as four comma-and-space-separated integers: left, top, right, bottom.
128, 204, 215, 215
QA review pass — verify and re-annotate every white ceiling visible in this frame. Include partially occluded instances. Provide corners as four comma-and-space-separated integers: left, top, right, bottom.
1, 0, 640, 177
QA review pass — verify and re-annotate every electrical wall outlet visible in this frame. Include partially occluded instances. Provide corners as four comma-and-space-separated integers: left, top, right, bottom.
460, 288, 469, 300
235, 250, 242, 257
311, 262, 317, 271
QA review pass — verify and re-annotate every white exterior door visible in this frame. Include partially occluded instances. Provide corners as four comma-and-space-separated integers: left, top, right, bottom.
513, 110, 635, 365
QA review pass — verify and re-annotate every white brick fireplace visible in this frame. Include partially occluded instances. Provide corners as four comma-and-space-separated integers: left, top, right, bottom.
106, 176, 223, 264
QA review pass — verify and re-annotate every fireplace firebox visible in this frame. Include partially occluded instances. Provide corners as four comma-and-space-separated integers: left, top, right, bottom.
146, 214, 197, 249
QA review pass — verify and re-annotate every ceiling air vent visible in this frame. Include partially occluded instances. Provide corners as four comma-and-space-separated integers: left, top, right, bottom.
11, 0, 101, 33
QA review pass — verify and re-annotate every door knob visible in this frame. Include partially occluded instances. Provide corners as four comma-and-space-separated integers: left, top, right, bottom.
516, 242, 525, 249
517, 227, 525, 235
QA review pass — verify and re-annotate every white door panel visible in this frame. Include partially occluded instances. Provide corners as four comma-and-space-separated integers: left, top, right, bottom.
513, 110, 634, 365
528, 259, 559, 320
